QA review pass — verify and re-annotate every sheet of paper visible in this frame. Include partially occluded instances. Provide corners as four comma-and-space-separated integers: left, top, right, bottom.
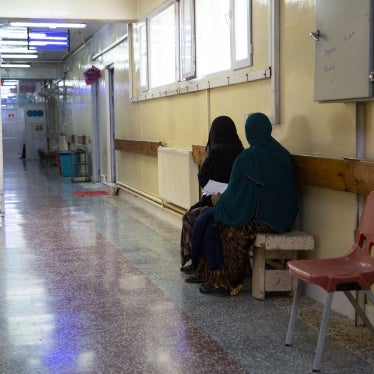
202, 179, 228, 195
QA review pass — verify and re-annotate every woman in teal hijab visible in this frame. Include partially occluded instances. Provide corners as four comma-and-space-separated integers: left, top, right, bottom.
191, 112, 299, 295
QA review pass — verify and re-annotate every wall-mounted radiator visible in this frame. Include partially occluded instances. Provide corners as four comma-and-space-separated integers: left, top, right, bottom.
158, 147, 199, 210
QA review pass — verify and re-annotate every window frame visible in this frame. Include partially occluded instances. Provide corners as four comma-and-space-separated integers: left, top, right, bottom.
230, 0, 253, 69
136, 20, 149, 92
131, 0, 256, 100
180, 0, 196, 80
148, 1, 177, 88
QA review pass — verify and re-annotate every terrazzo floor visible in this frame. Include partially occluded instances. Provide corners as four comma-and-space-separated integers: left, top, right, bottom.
0, 156, 373, 374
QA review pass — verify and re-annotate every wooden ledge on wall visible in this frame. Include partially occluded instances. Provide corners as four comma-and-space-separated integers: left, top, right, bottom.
192, 144, 374, 195
65, 134, 76, 144
293, 155, 374, 196
77, 135, 87, 145
65, 134, 87, 145
115, 139, 162, 157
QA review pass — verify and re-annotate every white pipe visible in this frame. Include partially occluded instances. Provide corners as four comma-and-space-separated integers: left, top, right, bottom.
355, 102, 366, 227
355, 103, 366, 159
206, 88, 211, 140
92, 34, 128, 60
116, 181, 185, 215
355, 102, 366, 327
269, 0, 280, 125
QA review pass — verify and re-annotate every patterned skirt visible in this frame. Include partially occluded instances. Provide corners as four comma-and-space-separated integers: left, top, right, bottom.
180, 206, 209, 266
197, 221, 278, 295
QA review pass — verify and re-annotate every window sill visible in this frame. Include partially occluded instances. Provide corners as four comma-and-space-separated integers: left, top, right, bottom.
131, 67, 271, 102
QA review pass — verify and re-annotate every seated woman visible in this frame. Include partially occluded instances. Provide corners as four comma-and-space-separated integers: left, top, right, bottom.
189, 112, 299, 295
180, 115, 243, 273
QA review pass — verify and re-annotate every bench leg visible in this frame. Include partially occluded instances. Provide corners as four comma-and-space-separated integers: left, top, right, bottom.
252, 247, 265, 300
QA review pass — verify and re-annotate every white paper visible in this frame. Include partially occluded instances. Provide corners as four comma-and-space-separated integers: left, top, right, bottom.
202, 179, 228, 195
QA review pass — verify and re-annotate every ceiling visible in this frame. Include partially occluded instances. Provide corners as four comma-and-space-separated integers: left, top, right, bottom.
0, 21, 107, 66
0, 21, 109, 96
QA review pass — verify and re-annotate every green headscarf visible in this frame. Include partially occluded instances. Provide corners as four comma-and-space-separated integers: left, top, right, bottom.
213, 112, 299, 232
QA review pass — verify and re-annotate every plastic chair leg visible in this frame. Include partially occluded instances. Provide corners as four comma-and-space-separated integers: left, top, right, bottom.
344, 291, 374, 336
365, 289, 374, 305
285, 279, 302, 346
312, 292, 334, 372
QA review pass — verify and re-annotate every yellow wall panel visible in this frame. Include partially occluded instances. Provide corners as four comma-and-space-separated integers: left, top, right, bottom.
252, 0, 269, 70
61, 0, 374, 271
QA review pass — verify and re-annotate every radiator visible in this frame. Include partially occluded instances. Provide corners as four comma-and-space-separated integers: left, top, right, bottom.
158, 146, 199, 210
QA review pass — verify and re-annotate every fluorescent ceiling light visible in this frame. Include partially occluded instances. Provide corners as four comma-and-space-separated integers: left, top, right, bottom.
0, 64, 31, 68
28, 33, 68, 41
29, 41, 67, 46
10, 22, 86, 29
1, 54, 38, 59
28, 28, 70, 51
0, 40, 28, 46
0, 29, 28, 39
0, 48, 36, 53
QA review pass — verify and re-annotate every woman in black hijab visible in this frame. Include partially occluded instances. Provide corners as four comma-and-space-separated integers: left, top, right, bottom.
180, 115, 243, 271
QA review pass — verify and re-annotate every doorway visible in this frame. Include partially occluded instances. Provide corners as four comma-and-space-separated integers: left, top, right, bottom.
107, 65, 117, 183
90, 82, 101, 183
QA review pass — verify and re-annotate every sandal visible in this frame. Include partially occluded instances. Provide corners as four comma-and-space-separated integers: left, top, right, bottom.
180, 264, 196, 274
185, 275, 205, 284
199, 283, 227, 296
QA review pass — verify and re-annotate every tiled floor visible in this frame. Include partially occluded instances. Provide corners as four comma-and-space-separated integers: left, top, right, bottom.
0, 156, 373, 374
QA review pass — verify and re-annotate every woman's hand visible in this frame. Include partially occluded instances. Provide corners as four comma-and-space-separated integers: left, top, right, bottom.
211, 193, 221, 206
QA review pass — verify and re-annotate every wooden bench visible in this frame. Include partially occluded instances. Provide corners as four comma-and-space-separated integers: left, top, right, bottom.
191, 144, 374, 300
250, 231, 315, 300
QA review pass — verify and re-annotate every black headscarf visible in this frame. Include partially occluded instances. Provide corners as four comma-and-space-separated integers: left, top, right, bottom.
198, 116, 243, 188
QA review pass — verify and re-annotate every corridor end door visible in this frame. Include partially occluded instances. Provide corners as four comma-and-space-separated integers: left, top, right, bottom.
107, 66, 117, 183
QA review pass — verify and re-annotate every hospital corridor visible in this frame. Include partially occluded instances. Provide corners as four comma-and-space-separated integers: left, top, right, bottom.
0, 156, 372, 374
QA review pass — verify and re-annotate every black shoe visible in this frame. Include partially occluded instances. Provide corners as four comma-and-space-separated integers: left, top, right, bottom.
180, 264, 196, 274
185, 275, 205, 284
199, 283, 227, 296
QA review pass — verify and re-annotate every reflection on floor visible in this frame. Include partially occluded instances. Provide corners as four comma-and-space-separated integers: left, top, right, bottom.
0, 156, 372, 374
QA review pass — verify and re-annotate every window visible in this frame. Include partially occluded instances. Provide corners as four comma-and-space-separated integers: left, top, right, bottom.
132, 0, 252, 95
132, 21, 148, 91
149, 2, 176, 88
231, 0, 252, 69
180, 0, 195, 80
195, 0, 231, 76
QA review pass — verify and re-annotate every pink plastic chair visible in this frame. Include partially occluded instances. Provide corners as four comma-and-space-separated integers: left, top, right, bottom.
285, 191, 374, 372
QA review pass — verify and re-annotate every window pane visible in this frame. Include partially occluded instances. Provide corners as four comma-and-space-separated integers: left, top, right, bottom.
180, 0, 195, 80
133, 21, 148, 91
149, 5, 176, 88
195, 0, 230, 77
234, 0, 249, 61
